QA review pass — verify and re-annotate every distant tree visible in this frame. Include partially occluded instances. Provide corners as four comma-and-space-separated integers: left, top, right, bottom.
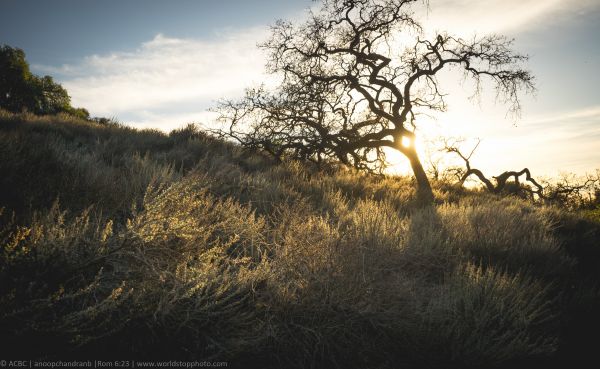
65, 106, 91, 120
29, 75, 71, 115
0, 45, 88, 119
0, 45, 35, 112
216, 0, 534, 202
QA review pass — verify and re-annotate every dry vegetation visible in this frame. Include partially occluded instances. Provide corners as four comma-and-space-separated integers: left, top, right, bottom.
1, 110, 599, 368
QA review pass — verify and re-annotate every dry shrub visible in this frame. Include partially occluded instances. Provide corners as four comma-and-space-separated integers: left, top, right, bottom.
0, 110, 591, 368
438, 197, 574, 278
411, 262, 558, 368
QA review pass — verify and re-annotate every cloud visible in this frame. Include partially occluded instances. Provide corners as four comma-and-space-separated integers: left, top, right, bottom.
128, 110, 220, 132
423, 0, 596, 35
417, 104, 600, 177
41, 1, 596, 131
46, 29, 272, 127
526, 105, 600, 126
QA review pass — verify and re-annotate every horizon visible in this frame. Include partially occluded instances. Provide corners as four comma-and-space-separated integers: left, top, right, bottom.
1, 0, 599, 177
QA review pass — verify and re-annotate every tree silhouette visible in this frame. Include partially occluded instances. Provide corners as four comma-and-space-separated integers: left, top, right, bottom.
217, 0, 534, 202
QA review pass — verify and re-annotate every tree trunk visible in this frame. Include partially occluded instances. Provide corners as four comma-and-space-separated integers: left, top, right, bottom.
401, 145, 434, 204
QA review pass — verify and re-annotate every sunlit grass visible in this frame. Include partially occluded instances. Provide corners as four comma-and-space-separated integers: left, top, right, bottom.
0, 110, 598, 367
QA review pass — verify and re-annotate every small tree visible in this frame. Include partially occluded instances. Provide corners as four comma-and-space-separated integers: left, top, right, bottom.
217, 0, 534, 202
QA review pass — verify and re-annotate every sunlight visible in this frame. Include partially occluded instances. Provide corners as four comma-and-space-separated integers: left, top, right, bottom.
385, 106, 497, 177
383, 80, 527, 178
384, 147, 412, 175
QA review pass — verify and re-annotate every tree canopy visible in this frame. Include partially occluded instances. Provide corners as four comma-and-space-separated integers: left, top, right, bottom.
0, 45, 89, 119
216, 0, 535, 202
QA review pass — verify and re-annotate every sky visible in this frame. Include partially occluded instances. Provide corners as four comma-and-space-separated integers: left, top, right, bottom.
1, 0, 599, 178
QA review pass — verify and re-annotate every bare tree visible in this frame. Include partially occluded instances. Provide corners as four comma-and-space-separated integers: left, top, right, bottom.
442, 138, 600, 207
441, 138, 545, 198
215, 0, 534, 203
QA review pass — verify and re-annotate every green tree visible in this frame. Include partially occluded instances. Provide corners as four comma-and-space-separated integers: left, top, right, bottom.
26, 75, 70, 115
0, 45, 35, 112
0, 44, 88, 119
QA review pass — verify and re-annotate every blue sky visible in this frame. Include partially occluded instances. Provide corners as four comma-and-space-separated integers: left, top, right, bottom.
1, 0, 308, 65
1, 0, 599, 177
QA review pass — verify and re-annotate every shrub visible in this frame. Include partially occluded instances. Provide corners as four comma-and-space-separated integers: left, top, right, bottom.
0, 110, 596, 368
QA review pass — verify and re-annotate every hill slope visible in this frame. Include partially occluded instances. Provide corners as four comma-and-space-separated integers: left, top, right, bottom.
1, 110, 599, 368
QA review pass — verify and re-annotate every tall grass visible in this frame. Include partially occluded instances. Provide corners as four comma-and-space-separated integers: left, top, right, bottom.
1, 110, 598, 368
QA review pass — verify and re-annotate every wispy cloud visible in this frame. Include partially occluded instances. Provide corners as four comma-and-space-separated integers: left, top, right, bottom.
418, 105, 600, 176
424, 0, 596, 35
40, 0, 597, 130
129, 110, 220, 132
41, 29, 272, 128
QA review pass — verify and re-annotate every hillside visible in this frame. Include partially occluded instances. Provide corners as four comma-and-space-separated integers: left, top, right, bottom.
1, 110, 599, 368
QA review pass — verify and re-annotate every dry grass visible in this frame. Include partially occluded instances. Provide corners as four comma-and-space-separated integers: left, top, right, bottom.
1, 110, 599, 368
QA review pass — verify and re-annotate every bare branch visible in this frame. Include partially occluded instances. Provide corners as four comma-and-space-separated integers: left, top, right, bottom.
441, 140, 600, 206
213, 0, 535, 201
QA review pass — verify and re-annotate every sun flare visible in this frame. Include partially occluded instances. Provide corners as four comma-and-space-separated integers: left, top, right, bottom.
401, 136, 412, 148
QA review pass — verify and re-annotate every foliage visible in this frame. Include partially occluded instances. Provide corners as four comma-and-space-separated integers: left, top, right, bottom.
0, 110, 599, 368
0, 45, 89, 118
